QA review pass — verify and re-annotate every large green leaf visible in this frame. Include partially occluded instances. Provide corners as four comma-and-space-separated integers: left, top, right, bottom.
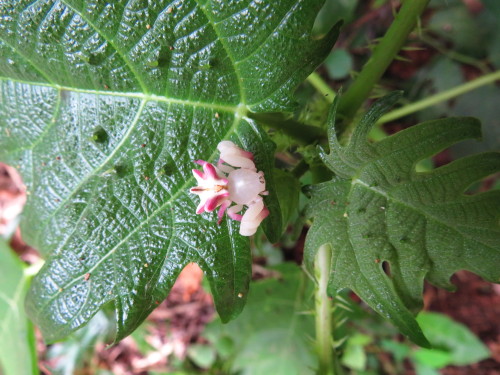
0, 240, 38, 375
305, 93, 500, 346
0, 0, 339, 342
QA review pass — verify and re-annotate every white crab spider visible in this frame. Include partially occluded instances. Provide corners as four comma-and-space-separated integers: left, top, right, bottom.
190, 141, 269, 236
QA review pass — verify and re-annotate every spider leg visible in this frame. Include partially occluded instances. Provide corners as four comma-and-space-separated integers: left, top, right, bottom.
227, 204, 243, 222
240, 198, 269, 236
217, 200, 231, 224
224, 154, 255, 170
217, 142, 256, 170
217, 158, 235, 174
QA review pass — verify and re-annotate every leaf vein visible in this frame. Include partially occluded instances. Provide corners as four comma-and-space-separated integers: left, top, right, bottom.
0, 38, 55, 84
0, 77, 239, 113
59, 0, 148, 93
192, 0, 245, 102
33, 112, 243, 314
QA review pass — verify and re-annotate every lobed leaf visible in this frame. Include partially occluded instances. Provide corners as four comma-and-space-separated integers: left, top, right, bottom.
0, 0, 339, 342
305, 93, 500, 346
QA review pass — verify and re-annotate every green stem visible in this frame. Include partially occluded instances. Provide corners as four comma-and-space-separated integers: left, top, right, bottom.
337, 0, 430, 122
308, 72, 336, 103
24, 260, 44, 277
420, 35, 490, 73
291, 159, 309, 179
315, 244, 343, 375
247, 112, 327, 145
377, 70, 500, 124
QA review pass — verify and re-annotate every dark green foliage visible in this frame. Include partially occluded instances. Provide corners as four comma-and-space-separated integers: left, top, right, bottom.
0, 0, 338, 342
305, 93, 500, 346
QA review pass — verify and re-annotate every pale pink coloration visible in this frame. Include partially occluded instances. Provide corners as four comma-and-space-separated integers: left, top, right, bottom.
190, 141, 269, 236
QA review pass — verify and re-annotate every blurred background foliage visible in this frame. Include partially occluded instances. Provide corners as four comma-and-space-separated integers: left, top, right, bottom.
1, 0, 499, 374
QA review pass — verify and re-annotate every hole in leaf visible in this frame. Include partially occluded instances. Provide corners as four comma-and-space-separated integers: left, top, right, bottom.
415, 158, 434, 172
382, 261, 392, 278
160, 163, 173, 176
113, 164, 129, 178
88, 53, 104, 66
92, 127, 108, 144
200, 58, 217, 71
157, 46, 171, 67
463, 172, 500, 195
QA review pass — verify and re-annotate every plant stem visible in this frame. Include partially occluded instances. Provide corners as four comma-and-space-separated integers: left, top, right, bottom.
24, 260, 44, 277
247, 112, 326, 144
291, 159, 309, 179
315, 243, 343, 375
308, 72, 336, 103
420, 34, 490, 74
337, 0, 430, 123
377, 69, 500, 124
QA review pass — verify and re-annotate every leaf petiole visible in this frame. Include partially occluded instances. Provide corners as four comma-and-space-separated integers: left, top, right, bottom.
378, 70, 500, 124
337, 0, 430, 123
314, 243, 344, 375
307, 72, 336, 103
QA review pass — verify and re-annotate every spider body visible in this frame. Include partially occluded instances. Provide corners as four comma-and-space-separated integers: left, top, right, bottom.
190, 141, 269, 236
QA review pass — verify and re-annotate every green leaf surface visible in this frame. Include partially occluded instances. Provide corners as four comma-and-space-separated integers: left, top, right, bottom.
204, 263, 317, 375
415, 312, 490, 367
305, 93, 500, 346
0, 0, 338, 342
413, 349, 452, 368
412, 362, 440, 375
186, 344, 217, 369
273, 168, 301, 233
0, 240, 38, 375
341, 333, 372, 371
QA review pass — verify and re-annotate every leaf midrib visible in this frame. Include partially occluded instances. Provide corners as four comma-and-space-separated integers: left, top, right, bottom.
193, 0, 245, 102
0, 76, 240, 113
33, 112, 245, 318
352, 178, 498, 252
1, 0, 246, 102
310, 183, 426, 340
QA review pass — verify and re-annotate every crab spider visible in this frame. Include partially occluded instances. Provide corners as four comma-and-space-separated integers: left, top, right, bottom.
190, 141, 269, 236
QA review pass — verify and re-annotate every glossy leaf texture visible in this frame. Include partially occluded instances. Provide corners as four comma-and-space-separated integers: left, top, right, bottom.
304, 93, 500, 347
0, 0, 339, 342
